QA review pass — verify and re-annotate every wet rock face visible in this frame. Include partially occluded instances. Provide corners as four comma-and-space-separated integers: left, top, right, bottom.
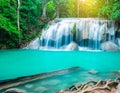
3, 88, 26, 93
39, 18, 116, 50
26, 38, 40, 49
117, 38, 120, 47
101, 41, 119, 51
26, 18, 120, 51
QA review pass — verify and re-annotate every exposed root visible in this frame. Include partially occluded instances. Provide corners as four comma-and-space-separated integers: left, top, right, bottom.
57, 78, 120, 93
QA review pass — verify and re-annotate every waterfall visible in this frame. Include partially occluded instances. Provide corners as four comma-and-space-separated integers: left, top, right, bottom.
26, 18, 119, 51
39, 18, 115, 50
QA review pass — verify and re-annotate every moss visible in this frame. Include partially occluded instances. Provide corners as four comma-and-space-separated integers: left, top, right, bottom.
71, 23, 76, 41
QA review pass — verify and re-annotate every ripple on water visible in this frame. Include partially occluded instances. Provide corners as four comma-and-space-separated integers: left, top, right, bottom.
34, 86, 48, 93
40, 79, 61, 86
63, 75, 71, 78
24, 84, 34, 89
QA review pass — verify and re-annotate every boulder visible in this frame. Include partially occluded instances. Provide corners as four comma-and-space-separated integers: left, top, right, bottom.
26, 38, 40, 49
116, 84, 120, 93
3, 88, 26, 93
101, 41, 119, 51
65, 42, 79, 51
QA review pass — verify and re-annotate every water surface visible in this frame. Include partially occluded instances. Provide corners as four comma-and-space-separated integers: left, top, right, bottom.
0, 49, 120, 81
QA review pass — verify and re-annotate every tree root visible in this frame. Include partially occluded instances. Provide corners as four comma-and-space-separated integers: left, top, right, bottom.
57, 78, 120, 93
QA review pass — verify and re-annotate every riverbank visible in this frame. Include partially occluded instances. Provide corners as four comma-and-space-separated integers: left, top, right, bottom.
2, 78, 120, 93
57, 78, 120, 93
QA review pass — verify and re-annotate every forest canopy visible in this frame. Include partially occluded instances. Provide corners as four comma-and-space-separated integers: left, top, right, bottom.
0, 0, 120, 49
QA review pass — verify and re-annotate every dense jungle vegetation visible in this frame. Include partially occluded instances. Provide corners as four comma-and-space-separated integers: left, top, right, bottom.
0, 0, 120, 49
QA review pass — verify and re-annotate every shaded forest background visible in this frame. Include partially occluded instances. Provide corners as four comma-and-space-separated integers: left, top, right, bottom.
0, 0, 120, 49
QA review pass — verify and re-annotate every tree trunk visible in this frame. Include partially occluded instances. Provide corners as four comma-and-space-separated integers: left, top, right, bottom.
77, 0, 79, 17
56, 6, 60, 18
42, 0, 47, 18
17, 0, 21, 47
17, 0, 20, 31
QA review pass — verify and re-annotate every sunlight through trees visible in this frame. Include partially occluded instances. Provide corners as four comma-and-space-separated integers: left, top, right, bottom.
0, 0, 120, 49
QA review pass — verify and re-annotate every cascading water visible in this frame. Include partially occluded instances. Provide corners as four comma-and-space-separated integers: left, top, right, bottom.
26, 18, 119, 51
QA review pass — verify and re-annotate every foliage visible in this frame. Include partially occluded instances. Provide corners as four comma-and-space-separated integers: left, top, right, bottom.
0, 0, 120, 49
65, 0, 77, 17
46, 1, 56, 19
99, 0, 120, 20
71, 23, 76, 41
0, 0, 21, 48
0, 0, 43, 48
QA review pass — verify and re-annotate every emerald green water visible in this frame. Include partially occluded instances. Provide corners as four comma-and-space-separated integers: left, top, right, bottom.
0, 49, 120, 81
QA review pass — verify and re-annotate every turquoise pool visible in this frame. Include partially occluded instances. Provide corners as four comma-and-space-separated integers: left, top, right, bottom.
0, 49, 120, 81
1, 69, 120, 93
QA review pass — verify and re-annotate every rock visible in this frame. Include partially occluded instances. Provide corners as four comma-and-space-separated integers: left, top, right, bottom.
58, 79, 119, 93
110, 70, 120, 78
116, 84, 120, 93
65, 42, 79, 50
88, 70, 99, 75
115, 78, 120, 83
117, 38, 120, 47
101, 41, 119, 51
54, 18, 62, 23
48, 21, 54, 25
1, 45, 6, 49
26, 38, 40, 49
48, 20, 57, 25
48, 18, 62, 25
3, 88, 26, 93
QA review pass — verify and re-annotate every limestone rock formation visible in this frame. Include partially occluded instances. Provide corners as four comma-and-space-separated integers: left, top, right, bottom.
101, 41, 119, 51
26, 38, 40, 49
116, 84, 120, 93
117, 38, 120, 47
65, 42, 79, 50
26, 18, 120, 51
